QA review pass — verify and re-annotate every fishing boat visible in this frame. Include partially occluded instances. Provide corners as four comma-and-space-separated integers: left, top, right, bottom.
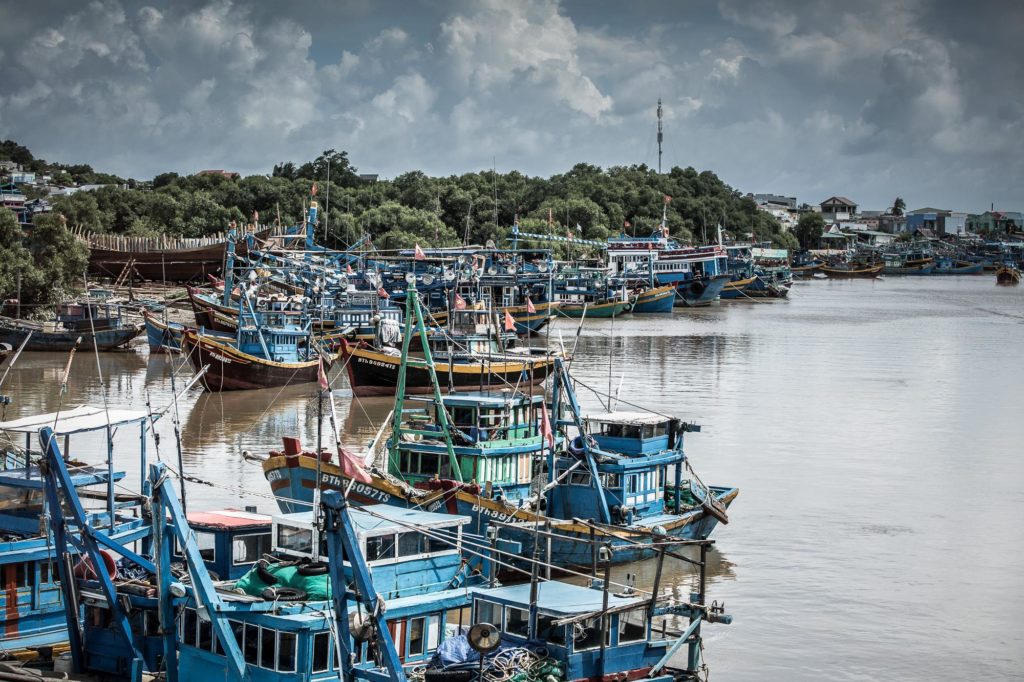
340, 304, 558, 397
881, 253, 934, 275
142, 309, 233, 353
182, 292, 330, 391
553, 267, 634, 318
820, 263, 883, 279
0, 406, 152, 660
790, 250, 824, 277
931, 257, 984, 275
719, 276, 755, 300
630, 283, 677, 313
996, 265, 1021, 285
0, 301, 144, 352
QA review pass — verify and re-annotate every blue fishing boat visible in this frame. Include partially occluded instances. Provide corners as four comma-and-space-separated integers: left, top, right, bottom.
142, 309, 234, 353
931, 257, 984, 275
0, 405, 152, 659
630, 284, 677, 313
606, 236, 730, 307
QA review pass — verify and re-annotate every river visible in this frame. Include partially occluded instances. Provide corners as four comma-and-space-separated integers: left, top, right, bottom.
2, 275, 1021, 680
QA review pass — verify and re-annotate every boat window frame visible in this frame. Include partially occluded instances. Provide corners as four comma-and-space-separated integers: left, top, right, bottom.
232, 532, 273, 566
277, 630, 298, 672
312, 631, 332, 673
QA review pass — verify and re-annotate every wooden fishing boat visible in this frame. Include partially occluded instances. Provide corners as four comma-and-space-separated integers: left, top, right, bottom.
81, 227, 271, 283
630, 284, 677, 313
181, 330, 328, 391
820, 263, 883, 279
0, 315, 143, 352
719, 275, 756, 299
996, 265, 1021, 285
340, 340, 555, 396
142, 310, 234, 353
558, 297, 633, 318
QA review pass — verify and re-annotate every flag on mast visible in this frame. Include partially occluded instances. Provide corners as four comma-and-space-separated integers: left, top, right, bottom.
540, 405, 555, 449
526, 297, 537, 314
454, 293, 467, 310
504, 310, 516, 332
414, 244, 426, 261
377, 286, 390, 299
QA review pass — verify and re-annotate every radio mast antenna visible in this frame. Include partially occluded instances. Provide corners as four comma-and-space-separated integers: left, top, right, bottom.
657, 98, 664, 174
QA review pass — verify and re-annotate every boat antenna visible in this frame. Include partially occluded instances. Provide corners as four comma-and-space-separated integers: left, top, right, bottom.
657, 97, 664, 174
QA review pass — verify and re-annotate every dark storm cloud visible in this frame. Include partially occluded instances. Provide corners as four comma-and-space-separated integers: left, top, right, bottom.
0, 0, 1019, 210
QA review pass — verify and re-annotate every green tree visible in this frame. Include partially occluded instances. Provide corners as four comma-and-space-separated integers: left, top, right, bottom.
794, 212, 826, 249
892, 197, 906, 216
0, 210, 35, 303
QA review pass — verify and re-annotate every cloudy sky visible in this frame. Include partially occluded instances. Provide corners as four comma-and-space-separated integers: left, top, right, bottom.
1, 0, 1020, 211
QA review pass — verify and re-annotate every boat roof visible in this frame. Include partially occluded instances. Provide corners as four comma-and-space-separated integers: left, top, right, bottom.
0, 405, 149, 434
586, 411, 670, 426
188, 509, 272, 531
472, 581, 644, 615
275, 504, 469, 535
433, 391, 543, 408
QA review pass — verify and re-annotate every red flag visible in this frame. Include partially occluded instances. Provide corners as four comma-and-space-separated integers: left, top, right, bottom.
414, 244, 426, 261
338, 447, 372, 484
318, 356, 329, 391
504, 310, 516, 332
346, 262, 354, 275
526, 297, 536, 314
377, 286, 390, 299
454, 293, 467, 310
540, 406, 554, 449
624, 220, 631, 228
311, 184, 318, 196
664, 195, 672, 203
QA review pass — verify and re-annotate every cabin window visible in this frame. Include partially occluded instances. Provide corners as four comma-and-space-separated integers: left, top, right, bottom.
198, 615, 213, 651
39, 562, 50, 584
474, 599, 498, 626
228, 620, 243, 653
182, 608, 198, 647
627, 475, 638, 494
505, 607, 530, 638
233, 533, 272, 565
408, 617, 426, 656
277, 525, 313, 555
260, 626, 276, 669
398, 531, 445, 557
366, 534, 396, 562
278, 631, 297, 672
601, 473, 620, 489
569, 470, 592, 486
451, 407, 475, 428
312, 632, 331, 672
618, 609, 647, 644
573, 616, 606, 650
535, 615, 566, 646
243, 623, 260, 664
419, 451, 440, 476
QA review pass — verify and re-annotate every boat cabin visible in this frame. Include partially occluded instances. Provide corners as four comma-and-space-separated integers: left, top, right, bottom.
173, 509, 273, 581
547, 411, 692, 524
467, 581, 683, 682
0, 405, 151, 655
270, 505, 470, 599
391, 392, 545, 500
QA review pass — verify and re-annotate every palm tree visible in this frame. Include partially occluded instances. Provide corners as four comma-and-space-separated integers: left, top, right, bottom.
891, 197, 906, 216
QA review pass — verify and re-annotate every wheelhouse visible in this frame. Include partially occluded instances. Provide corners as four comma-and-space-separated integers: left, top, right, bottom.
173, 509, 273, 581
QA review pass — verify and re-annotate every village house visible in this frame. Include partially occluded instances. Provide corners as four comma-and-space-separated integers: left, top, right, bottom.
819, 196, 857, 222
905, 208, 967, 235
967, 210, 1023, 234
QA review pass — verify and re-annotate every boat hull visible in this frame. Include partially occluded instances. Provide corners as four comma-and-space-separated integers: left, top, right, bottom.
0, 319, 143, 352
182, 332, 326, 391
821, 265, 883, 279
673, 275, 730, 307
882, 264, 935, 275
630, 285, 676, 313
262, 454, 737, 568
932, 263, 984, 275
718, 276, 755, 300
557, 299, 631, 318
340, 341, 555, 397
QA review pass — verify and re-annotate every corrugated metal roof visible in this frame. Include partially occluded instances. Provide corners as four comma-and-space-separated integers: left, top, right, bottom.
0, 405, 149, 434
